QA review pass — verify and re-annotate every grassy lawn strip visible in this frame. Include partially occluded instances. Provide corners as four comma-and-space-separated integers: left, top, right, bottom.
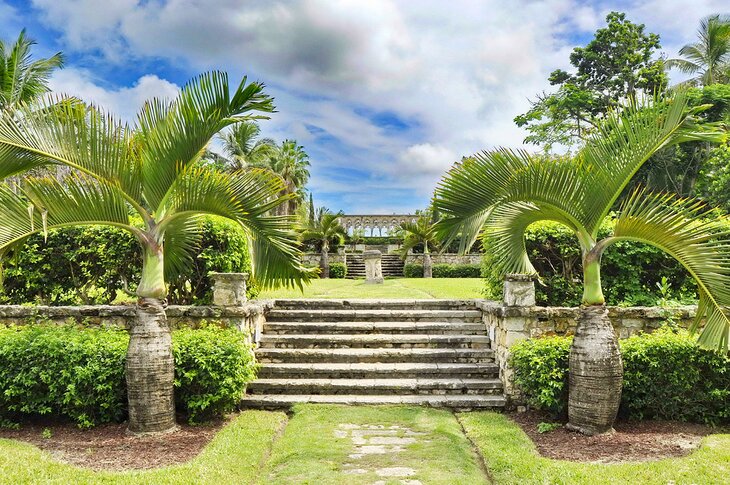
263, 404, 488, 484
458, 412, 730, 485
257, 278, 485, 299
0, 410, 287, 484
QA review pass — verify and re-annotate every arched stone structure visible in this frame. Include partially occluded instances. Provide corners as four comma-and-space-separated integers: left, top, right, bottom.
338, 214, 418, 237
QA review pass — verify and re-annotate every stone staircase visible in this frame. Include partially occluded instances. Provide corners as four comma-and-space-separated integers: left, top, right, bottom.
241, 300, 506, 409
345, 254, 404, 278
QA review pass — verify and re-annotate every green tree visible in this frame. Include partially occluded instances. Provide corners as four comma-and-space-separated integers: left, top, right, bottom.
434, 92, 729, 435
666, 15, 730, 86
515, 12, 667, 148
0, 29, 63, 111
0, 71, 313, 433
397, 214, 440, 278
300, 208, 346, 278
219, 120, 277, 170
252, 139, 310, 215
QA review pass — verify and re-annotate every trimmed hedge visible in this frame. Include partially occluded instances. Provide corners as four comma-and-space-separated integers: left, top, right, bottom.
403, 263, 481, 278
511, 329, 730, 425
0, 324, 256, 428
482, 220, 697, 306
0, 216, 252, 306
329, 262, 347, 279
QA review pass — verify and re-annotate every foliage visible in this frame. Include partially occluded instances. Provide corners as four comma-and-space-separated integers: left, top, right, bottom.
403, 263, 424, 278
218, 121, 277, 171
666, 15, 730, 86
404, 263, 481, 278
514, 12, 667, 148
0, 324, 257, 427
696, 144, 730, 213
173, 326, 257, 423
511, 330, 730, 424
299, 208, 346, 254
536, 422, 562, 433
251, 139, 311, 215
328, 262, 347, 279
396, 214, 440, 258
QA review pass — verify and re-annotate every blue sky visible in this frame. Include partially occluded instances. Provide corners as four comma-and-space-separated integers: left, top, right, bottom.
1, 0, 726, 213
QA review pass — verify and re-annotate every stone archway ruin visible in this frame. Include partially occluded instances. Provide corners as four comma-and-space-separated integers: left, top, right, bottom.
338, 214, 418, 237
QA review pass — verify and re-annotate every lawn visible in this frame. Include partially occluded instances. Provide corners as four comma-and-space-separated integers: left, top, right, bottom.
256, 277, 485, 299
1, 406, 728, 484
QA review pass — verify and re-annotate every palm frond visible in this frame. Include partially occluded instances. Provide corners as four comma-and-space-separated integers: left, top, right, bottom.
162, 214, 203, 281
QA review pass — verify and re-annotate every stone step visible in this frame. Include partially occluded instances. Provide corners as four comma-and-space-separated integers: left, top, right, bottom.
272, 299, 481, 310
266, 309, 483, 323
264, 321, 486, 335
247, 377, 503, 395
256, 347, 495, 363
257, 362, 500, 379
240, 393, 506, 410
259, 334, 490, 349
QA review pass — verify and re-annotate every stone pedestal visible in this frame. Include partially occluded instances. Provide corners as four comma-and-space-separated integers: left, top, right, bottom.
210, 272, 249, 306
363, 250, 384, 284
503, 274, 535, 307
337, 245, 346, 256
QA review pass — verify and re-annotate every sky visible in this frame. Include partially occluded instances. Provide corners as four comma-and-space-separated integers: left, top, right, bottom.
1, 0, 727, 214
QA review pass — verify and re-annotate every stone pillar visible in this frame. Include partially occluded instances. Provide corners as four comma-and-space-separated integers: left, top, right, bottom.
337, 245, 346, 256
503, 273, 536, 307
210, 272, 249, 306
363, 250, 384, 284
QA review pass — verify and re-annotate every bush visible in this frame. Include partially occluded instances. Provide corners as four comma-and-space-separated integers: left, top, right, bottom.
0, 216, 252, 305
0, 324, 256, 427
511, 329, 730, 425
404, 263, 481, 278
482, 219, 697, 306
403, 263, 424, 278
329, 262, 347, 279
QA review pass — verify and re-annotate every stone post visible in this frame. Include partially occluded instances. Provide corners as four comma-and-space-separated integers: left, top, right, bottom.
337, 245, 346, 256
363, 250, 384, 284
503, 273, 536, 306
210, 272, 249, 306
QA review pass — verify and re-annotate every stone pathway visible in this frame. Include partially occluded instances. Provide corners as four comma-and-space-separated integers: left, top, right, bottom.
336, 423, 427, 484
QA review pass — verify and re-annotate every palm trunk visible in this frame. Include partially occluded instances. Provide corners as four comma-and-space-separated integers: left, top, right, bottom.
567, 255, 622, 435
423, 250, 433, 278
126, 245, 176, 434
321, 241, 330, 278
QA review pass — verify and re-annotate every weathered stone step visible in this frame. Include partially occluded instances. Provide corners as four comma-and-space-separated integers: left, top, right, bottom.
257, 362, 500, 379
240, 393, 506, 409
259, 334, 490, 349
266, 309, 482, 323
247, 378, 503, 395
272, 299, 479, 310
265, 321, 486, 335
256, 347, 495, 363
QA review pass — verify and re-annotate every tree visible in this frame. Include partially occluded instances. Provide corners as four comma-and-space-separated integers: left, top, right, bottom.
0, 71, 313, 433
515, 12, 667, 148
300, 208, 346, 278
666, 15, 730, 86
0, 30, 63, 111
219, 120, 277, 170
253, 140, 311, 215
397, 214, 440, 278
434, 92, 729, 435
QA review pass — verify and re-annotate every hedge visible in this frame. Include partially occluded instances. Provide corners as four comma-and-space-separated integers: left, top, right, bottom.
482, 219, 697, 306
511, 329, 730, 425
329, 262, 347, 279
0, 216, 252, 306
403, 263, 481, 278
0, 324, 256, 428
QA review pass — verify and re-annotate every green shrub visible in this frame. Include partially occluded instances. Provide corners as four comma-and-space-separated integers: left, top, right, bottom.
510, 330, 730, 425
432, 264, 481, 278
329, 262, 347, 279
403, 264, 424, 278
482, 219, 697, 306
0, 216, 252, 305
0, 324, 256, 427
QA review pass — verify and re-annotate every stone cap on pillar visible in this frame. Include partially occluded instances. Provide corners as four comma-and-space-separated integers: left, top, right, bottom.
363, 249, 382, 259
210, 272, 249, 306
503, 273, 536, 307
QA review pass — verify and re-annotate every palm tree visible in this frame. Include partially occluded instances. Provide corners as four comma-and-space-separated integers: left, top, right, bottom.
256, 140, 310, 215
666, 15, 730, 86
0, 72, 313, 434
300, 208, 346, 278
433, 92, 729, 435
398, 214, 440, 278
219, 121, 277, 170
0, 29, 63, 111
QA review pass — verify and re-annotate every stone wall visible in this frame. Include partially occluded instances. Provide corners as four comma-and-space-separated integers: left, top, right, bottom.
404, 253, 482, 265
302, 253, 346, 266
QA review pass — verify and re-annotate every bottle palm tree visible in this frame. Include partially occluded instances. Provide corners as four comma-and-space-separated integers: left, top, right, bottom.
0, 29, 63, 111
397, 215, 440, 278
300, 208, 346, 278
0, 71, 313, 434
666, 15, 730, 86
433, 92, 729, 435
218, 121, 277, 170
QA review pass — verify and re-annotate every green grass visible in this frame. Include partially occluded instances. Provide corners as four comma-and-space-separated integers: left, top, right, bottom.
257, 278, 485, 299
458, 411, 730, 485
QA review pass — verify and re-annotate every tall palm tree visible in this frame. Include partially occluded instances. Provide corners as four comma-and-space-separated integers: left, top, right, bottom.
219, 121, 277, 170
398, 214, 440, 278
257, 140, 310, 215
433, 92, 729, 435
300, 208, 346, 278
666, 15, 730, 86
0, 29, 63, 111
0, 72, 313, 434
